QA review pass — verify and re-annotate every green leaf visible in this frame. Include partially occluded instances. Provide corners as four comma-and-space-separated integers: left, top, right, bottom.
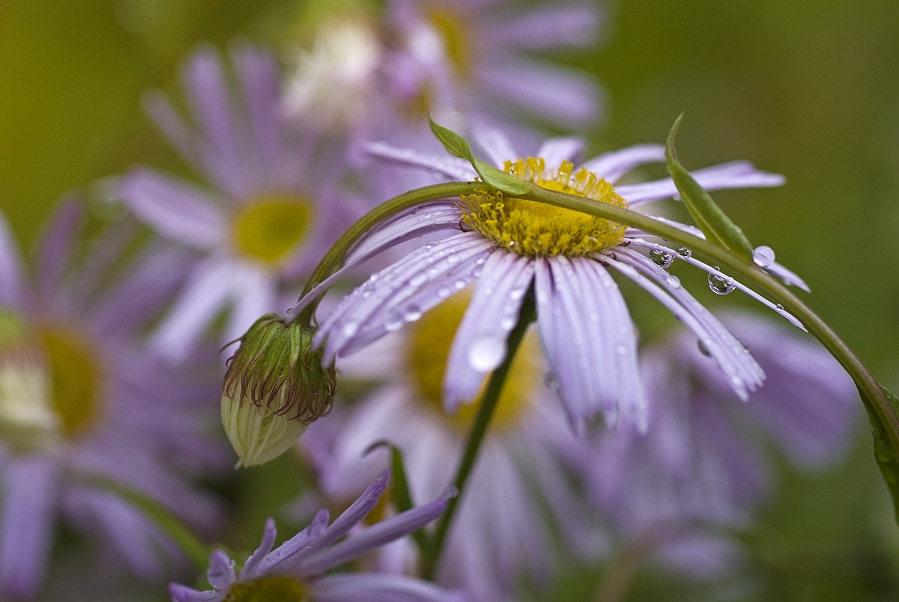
860, 385, 899, 523
364, 440, 431, 553
472, 158, 532, 195
429, 116, 474, 162
428, 117, 532, 195
665, 113, 755, 261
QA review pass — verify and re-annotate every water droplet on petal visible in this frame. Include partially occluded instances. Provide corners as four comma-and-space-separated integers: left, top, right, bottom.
666, 275, 681, 289
410, 273, 428, 287
437, 287, 452, 298
468, 336, 506, 372
775, 303, 785, 311
447, 253, 460, 264
385, 313, 404, 331
616, 344, 628, 356
697, 339, 712, 357
753, 245, 776, 267
404, 305, 423, 322
708, 269, 736, 295
342, 322, 359, 338
676, 246, 692, 258
544, 372, 560, 390
454, 279, 466, 290
500, 316, 516, 331
649, 249, 674, 268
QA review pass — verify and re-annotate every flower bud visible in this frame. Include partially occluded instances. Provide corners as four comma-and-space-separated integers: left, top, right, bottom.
221, 315, 336, 468
0, 309, 60, 452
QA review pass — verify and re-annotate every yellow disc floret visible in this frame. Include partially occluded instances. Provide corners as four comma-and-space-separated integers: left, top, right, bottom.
406, 291, 539, 432
459, 158, 628, 257
39, 327, 103, 439
233, 195, 313, 266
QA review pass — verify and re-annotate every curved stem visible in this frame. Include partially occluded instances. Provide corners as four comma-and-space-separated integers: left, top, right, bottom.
423, 290, 537, 578
294, 179, 899, 495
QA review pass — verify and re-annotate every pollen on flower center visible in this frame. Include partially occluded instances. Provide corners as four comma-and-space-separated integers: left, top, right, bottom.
232, 195, 313, 266
224, 575, 309, 602
39, 326, 103, 439
459, 158, 628, 257
406, 291, 538, 432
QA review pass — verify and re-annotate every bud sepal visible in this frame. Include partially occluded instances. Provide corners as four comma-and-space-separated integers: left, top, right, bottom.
221, 314, 336, 468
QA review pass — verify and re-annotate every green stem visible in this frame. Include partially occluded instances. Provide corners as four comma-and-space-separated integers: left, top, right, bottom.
423, 290, 538, 578
72, 472, 211, 569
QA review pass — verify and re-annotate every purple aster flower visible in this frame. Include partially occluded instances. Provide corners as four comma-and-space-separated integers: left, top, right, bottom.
578, 312, 858, 577
381, 0, 605, 130
303, 291, 599, 602
312, 130, 801, 431
169, 470, 466, 602
118, 44, 356, 361
0, 201, 228, 600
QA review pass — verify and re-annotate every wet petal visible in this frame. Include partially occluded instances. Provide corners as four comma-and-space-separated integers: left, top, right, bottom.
578, 143, 665, 183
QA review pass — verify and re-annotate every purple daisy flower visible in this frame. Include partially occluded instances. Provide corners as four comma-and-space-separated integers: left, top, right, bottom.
169, 470, 466, 602
118, 44, 356, 361
313, 130, 801, 431
579, 312, 858, 577
382, 0, 605, 130
0, 201, 228, 600
303, 291, 599, 601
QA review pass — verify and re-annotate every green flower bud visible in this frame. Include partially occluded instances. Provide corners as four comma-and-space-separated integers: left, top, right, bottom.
0, 309, 60, 452
221, 315, 336, 468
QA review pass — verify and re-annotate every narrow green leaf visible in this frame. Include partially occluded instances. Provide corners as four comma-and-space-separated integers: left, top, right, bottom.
472, 158, 532, 195
364, 440, 431, 553
429, 116, 474, 162
860, 385, 899, 522
665, 113, 755, 261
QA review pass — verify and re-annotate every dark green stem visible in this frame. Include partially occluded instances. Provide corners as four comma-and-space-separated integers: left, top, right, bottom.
423, 290, 538, 578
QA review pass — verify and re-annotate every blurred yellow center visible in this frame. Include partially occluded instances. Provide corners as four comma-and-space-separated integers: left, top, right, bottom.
39, 327, 102, 438
406, 291, 538, 432
460, 158, 628, 257
224, 575, 308, 602
232, 196, 313, 265
428, 7, 472, 76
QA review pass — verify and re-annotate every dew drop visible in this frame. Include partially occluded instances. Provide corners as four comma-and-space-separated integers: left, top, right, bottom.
404, 305, 423, 322
500, 316, 516, 331
666, 275, 681, 289
342, 322, 359, 338
753, 245, 776, 267
509, 286, 525, 300
697, 339, 712, 357
410, 273, 428, 287
385, 313, 404, 331
454, 279, 467, 290
708, 269, 736, 295
649, 248, 674, 268
676, 246, 692, 258
447, 253, 460, 264
286, 307, 293, 315
616, 344, 628, 356
543, 372, 560, 390
437, 287, 452, 298
468, 336, 506, 372
775, 303, 785, 311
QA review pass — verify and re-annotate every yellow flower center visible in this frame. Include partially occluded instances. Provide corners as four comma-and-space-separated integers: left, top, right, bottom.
232, 195, 314, 266
224, 575, 309, 602
406, 291, 538, 432
427, 7, 472, 77
39, 327, 103, 439
459, 158, 628, 257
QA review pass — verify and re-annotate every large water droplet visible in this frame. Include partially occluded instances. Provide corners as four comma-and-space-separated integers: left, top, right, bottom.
666, 275, 681, 289
753, 245, 776, 267
468, 336, 506, 372
404, 305, 423, 322
447, 253, 460, 264
410, 273, 428, 287
454, 279, 467, 290
342, 322, 359, 338
649, 248, 674, 268
438, 287, 452, 298
385, 313, 404, 331
676, 246, 692, 258
708, 269, 736, 295
500, 316, 516, 331
697, 339, 712, 357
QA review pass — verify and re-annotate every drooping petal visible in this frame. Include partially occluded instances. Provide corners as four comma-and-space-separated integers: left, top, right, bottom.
224, 263, 279, 344
239, 517, 278, 579
616, 161, 785, 206
345, 203, 462, 264
607, 249, 764, 400
118, 169, 228, 250
472, 127, 518, 167
298, 487, 456, 576
206, 550, 236, 590
578, 143, 665, 184
317, 233, 494, 361
443, 251, 534, 411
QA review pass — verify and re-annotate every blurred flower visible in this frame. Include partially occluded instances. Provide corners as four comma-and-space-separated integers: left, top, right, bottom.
579, 312, 858, 577
118, 44, 356, 361
0, 201, 228, 600
220, 315, 336, 468
383, 0, 605, 130
315, 130, 794, 431
303, 290, 598, 602
169, 469, 465, 602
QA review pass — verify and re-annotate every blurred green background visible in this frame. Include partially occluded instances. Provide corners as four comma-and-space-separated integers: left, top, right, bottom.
2, 0, 899, 599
